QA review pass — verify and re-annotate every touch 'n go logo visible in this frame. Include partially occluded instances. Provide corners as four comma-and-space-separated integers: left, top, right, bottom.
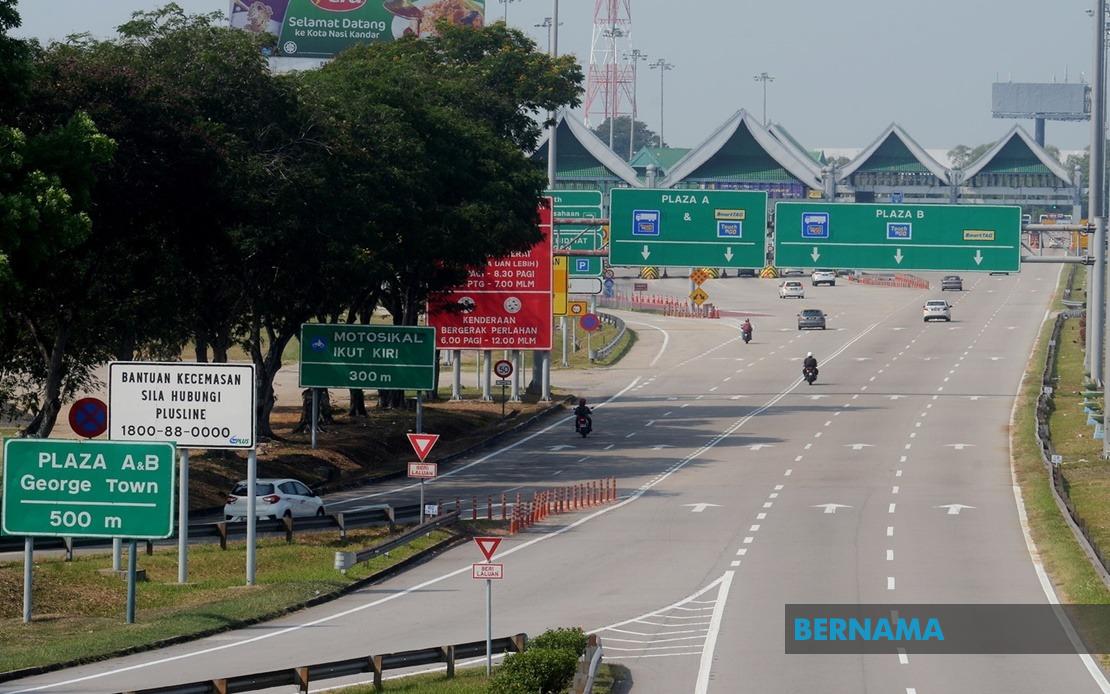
311, 0, 367, 11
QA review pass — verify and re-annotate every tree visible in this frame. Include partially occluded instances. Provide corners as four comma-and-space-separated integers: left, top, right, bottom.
825, 155, 851, 169
948, 142, 994, 169
590, 116, 662, 158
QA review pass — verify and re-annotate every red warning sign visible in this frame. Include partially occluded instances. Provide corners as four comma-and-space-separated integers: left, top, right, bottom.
428, 201, 554, 351
407, 433, 440, 462
474, 536, 502, 562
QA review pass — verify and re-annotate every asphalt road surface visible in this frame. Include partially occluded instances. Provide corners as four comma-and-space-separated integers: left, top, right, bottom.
4, 264, 1109, 694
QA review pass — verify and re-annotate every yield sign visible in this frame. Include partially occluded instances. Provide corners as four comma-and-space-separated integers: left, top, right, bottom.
474, 536, 502, 562
407, 433, 440, 462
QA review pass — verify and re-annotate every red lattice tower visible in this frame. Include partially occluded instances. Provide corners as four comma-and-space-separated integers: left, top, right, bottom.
584, 0, 634, 148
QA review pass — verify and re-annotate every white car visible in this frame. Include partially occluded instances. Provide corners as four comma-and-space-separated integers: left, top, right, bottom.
811, 269, 836, 287
923, 300, 952, 322
779, 280, 805, 299
224, 478, 325, 521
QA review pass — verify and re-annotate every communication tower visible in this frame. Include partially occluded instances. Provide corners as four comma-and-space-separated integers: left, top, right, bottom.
584, 1, 635, 150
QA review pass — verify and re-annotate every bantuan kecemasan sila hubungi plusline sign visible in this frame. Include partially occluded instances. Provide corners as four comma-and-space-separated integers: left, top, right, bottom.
229, 0, 486, 59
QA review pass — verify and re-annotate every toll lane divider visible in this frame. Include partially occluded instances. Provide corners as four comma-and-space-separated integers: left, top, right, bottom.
510, 478, 618, 534
599, 292, 720, 319
847, 272, 930, 290
119, 634, 528, 694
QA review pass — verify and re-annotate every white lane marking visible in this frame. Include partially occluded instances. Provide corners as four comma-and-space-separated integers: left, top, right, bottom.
694, 571, 734, 694
624, 319, 671, 368
814, 432, 822, 438
887, 577, 896, 590
774, 485, 784, 491
892, 486, 900, 494
784, 469, 793, 476
887, 526, 894, 537
736, 548, 748, 556
768, 493, 779, 499
900, 456, 907, 463
762, 502, 773, 509
681, 403, 690, 409
887, 550, 895, 561
804, 443, 813, 450
749, 525, 760, 532
756, 513, 767, 520
646, 420, 656, 427
626, 432, 636, 438
888, 503, 897, 513
896, 470, 903, 477
898, 648, 909, 665
332, 376, 642, 506
743, 537, 754, 544
605, 444, 615, 450
664, 411, 673, 417
730, 561, 741, 567
794, 456, 803, 462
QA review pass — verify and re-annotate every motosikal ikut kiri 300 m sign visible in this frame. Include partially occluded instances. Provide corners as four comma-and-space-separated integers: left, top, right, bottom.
229, 0, 486, 59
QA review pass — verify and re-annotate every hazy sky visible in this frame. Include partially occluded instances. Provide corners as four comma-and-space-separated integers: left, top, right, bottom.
12, 0, 1100, 151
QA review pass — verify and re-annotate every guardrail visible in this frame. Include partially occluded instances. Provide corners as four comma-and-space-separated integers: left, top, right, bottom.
594, 312, 627, 360
335, 511, 459, 572
572, 634, 604, 694
121, 633, 527, 694
1034, 297, 1110, 587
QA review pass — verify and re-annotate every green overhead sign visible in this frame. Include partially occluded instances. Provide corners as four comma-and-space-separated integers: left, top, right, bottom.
549, 190, 604, 277
774, 202, 1021, 273
299, 324, 436, 390
2, 439, 176, 539
609, 189, 767, 268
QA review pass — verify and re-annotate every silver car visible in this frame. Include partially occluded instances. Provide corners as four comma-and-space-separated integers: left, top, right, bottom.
224, 478, 325, 521
797, 309, 827, 330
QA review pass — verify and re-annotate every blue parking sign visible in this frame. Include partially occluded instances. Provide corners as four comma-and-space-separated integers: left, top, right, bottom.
633, 209, 660, 236
801, 212, 829, 239
575, 259, 590, 272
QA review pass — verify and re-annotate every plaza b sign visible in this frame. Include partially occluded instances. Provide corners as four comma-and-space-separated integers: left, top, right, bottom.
108, 362, 256, 449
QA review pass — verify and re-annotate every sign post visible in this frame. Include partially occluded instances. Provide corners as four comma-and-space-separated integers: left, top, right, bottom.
493, 360, 514, 417
773, 202, 1022, 272
609, 189, 767, 268
108, 361, 256, 585
407, 433, 439, 523
473, 537, 503, 676
3, 439, 176, 622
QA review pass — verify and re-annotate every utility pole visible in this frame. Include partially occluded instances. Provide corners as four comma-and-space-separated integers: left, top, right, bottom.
1092, 0, 1110, 457
603, 26, 626, 151
535, 17, 561, 54
626, 48, 648, 160
650, 58, 674, 148
541, 0, 559, 402
499, 0, 519, 23
753, 72, 775, 126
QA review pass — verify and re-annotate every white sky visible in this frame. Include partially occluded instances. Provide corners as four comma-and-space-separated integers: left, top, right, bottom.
12, 0, 1101, 152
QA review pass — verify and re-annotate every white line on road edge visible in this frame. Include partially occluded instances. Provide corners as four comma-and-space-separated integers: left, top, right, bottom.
695, 571, 734, 694
623, 319, 670, 368
1007, 276, 1110, 694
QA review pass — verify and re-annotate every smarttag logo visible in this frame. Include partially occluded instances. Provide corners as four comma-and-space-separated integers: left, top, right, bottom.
311, 0, 367, 11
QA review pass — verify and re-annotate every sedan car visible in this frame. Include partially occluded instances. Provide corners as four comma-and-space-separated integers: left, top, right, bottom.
779, 280, 805, 299
780, 268, 805, 277
940, 275, 963, 291
224, 478, 325, 521
797, 309, 827, 330
811, 269, 836, 287
923, 299, 952, 322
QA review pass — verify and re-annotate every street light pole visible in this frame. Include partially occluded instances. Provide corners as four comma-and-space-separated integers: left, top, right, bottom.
753, 72, 775, 126
650, 58, 674, 148
626, 48, 648, 160
535, 17, 560, 54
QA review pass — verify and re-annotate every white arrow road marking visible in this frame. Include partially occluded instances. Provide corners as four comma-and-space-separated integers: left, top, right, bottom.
641, 245, 651, 260
936, 504, 976, 515
974, 250, 984, 265
547, 444, 576, 451
894, 248, 904, 264
811, 247, 821, 262
748, 444, 775, 451
946, 443, 975, 451
684, 503, 721, 513
813, 503, 852, 514
846, 443, 873, 451
724, 247, 734, 262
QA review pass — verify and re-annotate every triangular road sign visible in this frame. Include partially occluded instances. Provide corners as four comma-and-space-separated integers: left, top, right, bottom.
407, 433, 440, 462
474, 536, 502, 562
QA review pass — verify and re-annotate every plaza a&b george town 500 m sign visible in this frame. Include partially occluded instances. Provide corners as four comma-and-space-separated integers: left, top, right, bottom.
229, 0, 486, 59
428, 201, 554, 351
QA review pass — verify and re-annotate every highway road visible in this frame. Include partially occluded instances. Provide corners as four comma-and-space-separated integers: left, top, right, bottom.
3, 264, 1108, 694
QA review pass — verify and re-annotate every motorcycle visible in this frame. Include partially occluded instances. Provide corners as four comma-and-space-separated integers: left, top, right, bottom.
575, 415, 592, 438
741, 328, 752, 344
802, 365, 818, 385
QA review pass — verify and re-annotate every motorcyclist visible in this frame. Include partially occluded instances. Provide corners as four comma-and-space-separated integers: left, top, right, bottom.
740, 319, 753, 341
573, 398, 593, 431
803, 352, 818, 377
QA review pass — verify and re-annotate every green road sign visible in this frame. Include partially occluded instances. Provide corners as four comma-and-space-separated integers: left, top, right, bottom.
2, 439, 176, 539
547, 190, 603, 219
555, 231, 603, 276
774, 202, 1022, 272
300, 324, 436, 390
609, 189, 767, 268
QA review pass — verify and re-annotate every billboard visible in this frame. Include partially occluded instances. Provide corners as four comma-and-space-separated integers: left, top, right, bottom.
992, 83, 1090, 121
230, 0, 486, 59
428, 202, 554, 351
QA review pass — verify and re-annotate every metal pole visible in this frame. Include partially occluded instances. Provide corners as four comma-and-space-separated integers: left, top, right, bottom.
1090, 0, 1107, 384
510, 350, 521, 401
546, 0, 558, 190
311, 388, 318, 450
22, 537, 32, 623
659, 66, 665, 147
542, 351, 551, 401
482, 350, 493, 401
246, 448, 257, 585
416, 391, 424, 434
126, 540, 137, 624
561, 316, 569, 366
485, 577, 493, 676
451, 349, 462, 400
178, 448, 189, 584
112, 537, 122, 572
762, 80, 767, 125
420, 479, 425, 524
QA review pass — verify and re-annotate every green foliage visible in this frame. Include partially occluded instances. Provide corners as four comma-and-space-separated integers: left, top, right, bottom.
591, 116, 662, 157
487, 647, 579, 694
528, 626, 588, 656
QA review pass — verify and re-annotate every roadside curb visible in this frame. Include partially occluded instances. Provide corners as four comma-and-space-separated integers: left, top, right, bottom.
0, 530, 469, 684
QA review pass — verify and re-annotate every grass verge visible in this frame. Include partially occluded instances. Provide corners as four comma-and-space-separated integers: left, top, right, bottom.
1011, 266, 1110, 667
0, 526, 453, 674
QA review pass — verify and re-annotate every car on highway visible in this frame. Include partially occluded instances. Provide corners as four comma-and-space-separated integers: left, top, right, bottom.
224, 478, 325, 521
797, 308, 827, 330
922, 299, 952, 322
780, 267, 805, 277
779, 280, 805, 299
811, 269, 836, 287
738, 268, 757, 278
941, 275, 963, 291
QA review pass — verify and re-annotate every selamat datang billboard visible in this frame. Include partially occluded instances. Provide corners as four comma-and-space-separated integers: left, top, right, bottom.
230, 0, 486, 59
